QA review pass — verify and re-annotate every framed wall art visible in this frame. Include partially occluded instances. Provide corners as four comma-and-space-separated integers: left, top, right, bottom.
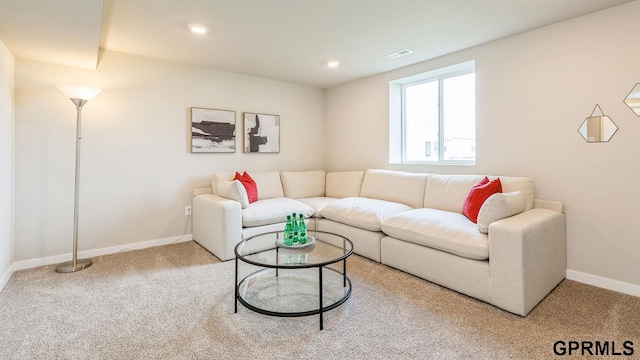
243, 112, 280, 153
190, 107, 236, 153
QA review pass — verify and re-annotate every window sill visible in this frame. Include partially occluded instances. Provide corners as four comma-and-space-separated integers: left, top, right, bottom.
392, 160, 476, 166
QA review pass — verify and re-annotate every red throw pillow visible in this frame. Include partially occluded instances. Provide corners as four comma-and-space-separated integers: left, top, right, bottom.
462, 177, 502, 223
234, 172, 258, 203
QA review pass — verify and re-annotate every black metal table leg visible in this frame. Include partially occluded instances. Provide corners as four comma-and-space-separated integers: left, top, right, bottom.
234, 256, 238, 313
343, 258, 347, 287
343, 238, 347, 287
319, 266, 323, 330
276, 246, 279, 277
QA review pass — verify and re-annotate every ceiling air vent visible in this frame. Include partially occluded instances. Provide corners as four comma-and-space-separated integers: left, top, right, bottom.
386, 49, 413, 59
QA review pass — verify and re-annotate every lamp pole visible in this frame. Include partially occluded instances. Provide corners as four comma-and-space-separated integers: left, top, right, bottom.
55, 86, 101, 273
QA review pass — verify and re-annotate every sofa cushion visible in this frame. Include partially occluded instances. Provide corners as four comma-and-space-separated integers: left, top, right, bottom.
462, 177, 502, 223
381, 208, 489, 261
249, 171, 285, 200
477, 191, 525, 233
424, 174, 485, 213
326, 171, 365, 198
360, 169, 428, 209
218, 180, 250, 208
242, 198, 314, 227
211, 171, 285, 201
297, 197, 340, 218
281, 170, 326, 198
320, 197, 414, 232
424, 174, 535, 212
234, 172, 258, 203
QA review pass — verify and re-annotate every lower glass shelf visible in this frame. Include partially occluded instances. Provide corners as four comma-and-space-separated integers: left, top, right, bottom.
237, 267, 351, 316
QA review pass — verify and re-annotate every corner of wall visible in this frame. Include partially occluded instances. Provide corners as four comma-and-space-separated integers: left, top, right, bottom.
0, 36, 16, 289
0, 264, 14, 293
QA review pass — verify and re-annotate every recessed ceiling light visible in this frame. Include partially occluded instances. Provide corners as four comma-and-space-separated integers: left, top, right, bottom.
327, 61, 340, 68
188, 24, 209, 35
386, 49, 413, 59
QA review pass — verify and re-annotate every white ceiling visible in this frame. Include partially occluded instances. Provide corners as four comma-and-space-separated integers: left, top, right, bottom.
0, 0, 102, 70
0, 0, 634, 89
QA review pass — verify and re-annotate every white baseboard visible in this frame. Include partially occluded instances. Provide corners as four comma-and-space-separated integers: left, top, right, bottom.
12, 234, 193, 271
0, 264, 15, 293
566, 269, 640, 298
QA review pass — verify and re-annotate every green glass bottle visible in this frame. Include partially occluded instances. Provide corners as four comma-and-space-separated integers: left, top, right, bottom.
298, 214, 307, 244
284, 215, 293, 246
291, 213, 299, 244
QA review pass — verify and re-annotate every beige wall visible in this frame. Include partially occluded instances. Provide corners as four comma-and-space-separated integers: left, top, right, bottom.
8, 2, 640, 294
0, 38, 15, 283
326, 2, 640, 287
14, 50, 325, 261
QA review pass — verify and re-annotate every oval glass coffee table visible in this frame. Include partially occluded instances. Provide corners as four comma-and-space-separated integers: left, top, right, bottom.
234, 230, 353, 330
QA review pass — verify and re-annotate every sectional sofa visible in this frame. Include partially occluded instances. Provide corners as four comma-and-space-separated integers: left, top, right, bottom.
192, 169, 566, 316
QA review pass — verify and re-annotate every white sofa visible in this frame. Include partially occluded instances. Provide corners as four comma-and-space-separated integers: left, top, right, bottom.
192, 169, 566, 316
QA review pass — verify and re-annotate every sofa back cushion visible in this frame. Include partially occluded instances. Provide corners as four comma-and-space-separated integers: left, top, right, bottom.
360, 169, 427, 209
211, 171, 284, 200
424, 174, 535, 213
250, 171, 285, 200
281, 170, 326, 198
326, 171, 365, 198
424, 174, 485, 213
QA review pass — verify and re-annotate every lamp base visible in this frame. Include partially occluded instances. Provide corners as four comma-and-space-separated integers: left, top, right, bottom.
55, 258, 93, 273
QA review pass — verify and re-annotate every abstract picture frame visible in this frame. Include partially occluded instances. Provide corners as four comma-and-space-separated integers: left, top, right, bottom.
190, 107, 236, 153
243, 112, 280, 153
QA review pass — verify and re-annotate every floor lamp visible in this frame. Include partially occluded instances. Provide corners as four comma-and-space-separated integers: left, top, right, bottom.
55, 85, 102, 273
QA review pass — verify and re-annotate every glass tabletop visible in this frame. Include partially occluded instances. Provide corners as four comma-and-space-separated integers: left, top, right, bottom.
235, 230, 353, 268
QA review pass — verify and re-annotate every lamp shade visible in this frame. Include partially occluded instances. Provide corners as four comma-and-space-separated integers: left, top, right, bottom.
56, 85, 102, 101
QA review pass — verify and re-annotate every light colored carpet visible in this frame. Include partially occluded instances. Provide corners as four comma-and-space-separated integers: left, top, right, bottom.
1, 241, 638, 359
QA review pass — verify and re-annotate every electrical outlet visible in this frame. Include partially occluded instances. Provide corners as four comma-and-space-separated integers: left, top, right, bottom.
185, 206, 192, 216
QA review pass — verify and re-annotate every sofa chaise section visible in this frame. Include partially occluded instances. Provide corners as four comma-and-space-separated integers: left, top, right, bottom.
381, 205, 566, 316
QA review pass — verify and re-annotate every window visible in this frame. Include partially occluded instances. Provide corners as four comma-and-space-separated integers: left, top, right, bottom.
389, 61, 475, 165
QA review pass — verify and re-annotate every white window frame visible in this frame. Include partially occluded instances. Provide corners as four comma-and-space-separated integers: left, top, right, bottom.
389, 61, 476, 166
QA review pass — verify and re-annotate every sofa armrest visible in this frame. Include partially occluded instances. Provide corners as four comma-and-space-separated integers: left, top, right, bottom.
488, 208, 566, 315
193, 187, 213, 197
193, 194, 242, 261
533, 198, 564, 213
